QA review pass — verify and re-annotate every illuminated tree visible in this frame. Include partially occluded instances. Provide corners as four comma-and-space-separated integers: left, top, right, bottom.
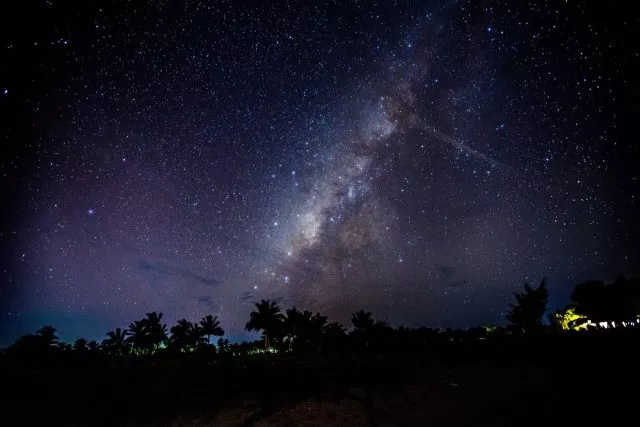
199, 315, 224, 343
246, 299, 283, 349
506, 279, 548, 333
549, 306, 588, 331
571, 277, 640, 326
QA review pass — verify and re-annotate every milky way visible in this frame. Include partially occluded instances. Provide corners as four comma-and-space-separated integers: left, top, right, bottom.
1, 1, 638, 343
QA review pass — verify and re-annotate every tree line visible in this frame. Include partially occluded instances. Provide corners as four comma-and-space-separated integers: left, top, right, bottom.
4, 276, 640, 358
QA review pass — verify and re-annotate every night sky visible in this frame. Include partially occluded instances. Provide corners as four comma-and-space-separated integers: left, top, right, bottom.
1, 0, 638, 344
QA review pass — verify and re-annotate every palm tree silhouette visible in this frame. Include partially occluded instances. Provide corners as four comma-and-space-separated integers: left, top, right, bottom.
36, 325, 59, 346
351, 310, 378, 349
324, 321, 347, 351
284, 307, 303, 351
144, 312, 168, 352
170, 319, 192, 352
199, 315, 224, 344
246, 299, 283, 349
507, 279, 548, 333
217, 338, 230, 354
188, 323, 207, 349
104, 327, 129, 355
283, 308, 325, 351
351, 310, 375, 332
127, 320, 148, 354
57, 342, 72, 352
325, 321, 346, 336
73, 338, 88, 352
87, 340, 100, 353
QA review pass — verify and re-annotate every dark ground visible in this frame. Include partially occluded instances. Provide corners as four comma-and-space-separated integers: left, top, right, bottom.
2, 331, 638, 427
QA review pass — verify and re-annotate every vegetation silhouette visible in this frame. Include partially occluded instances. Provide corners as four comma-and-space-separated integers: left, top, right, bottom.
571, 277, 640, 326
506, 278, 548, 333
199, 314, 224, 343
246, 299, 284, 349
3, 277, 640, 426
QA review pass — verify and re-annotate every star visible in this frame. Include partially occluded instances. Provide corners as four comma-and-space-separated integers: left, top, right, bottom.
1, 0, 635, 346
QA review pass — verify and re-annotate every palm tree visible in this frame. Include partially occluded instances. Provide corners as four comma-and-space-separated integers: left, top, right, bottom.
36, 325, 59, 346
351, 311, 378, 349
127, 319, 148, 353
57, 342, 72, 352
507, 279, 548, 333
351, 310, 375, 332
188, 323, 207, 349
284, 307, 303, 351
87, 340, 100, 353
144, 312, 168, 351
199, 315, 224, 343
323, 321, 346, 351
73, 338, 88, 352
307, 312, 328, 351
325, 321, 346, 336
311, 312, 328, 332
170, 319, 192, 352
217, 338, 230, 355
246, 299, 283, 349
104, 327, 129, 356
283, 308, 320, 351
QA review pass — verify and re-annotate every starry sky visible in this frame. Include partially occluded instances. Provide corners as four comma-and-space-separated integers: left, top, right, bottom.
1, 0, 638, 344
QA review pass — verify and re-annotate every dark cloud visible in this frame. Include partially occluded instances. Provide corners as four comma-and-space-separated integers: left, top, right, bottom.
196, 295, 220, 311
447, 280, 470, 288
239, 291, 253, 302
440, 266, 456, 279
138, 260, 219, 287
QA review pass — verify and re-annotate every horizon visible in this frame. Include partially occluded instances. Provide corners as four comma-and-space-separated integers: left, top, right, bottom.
3, 274, 635, 347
